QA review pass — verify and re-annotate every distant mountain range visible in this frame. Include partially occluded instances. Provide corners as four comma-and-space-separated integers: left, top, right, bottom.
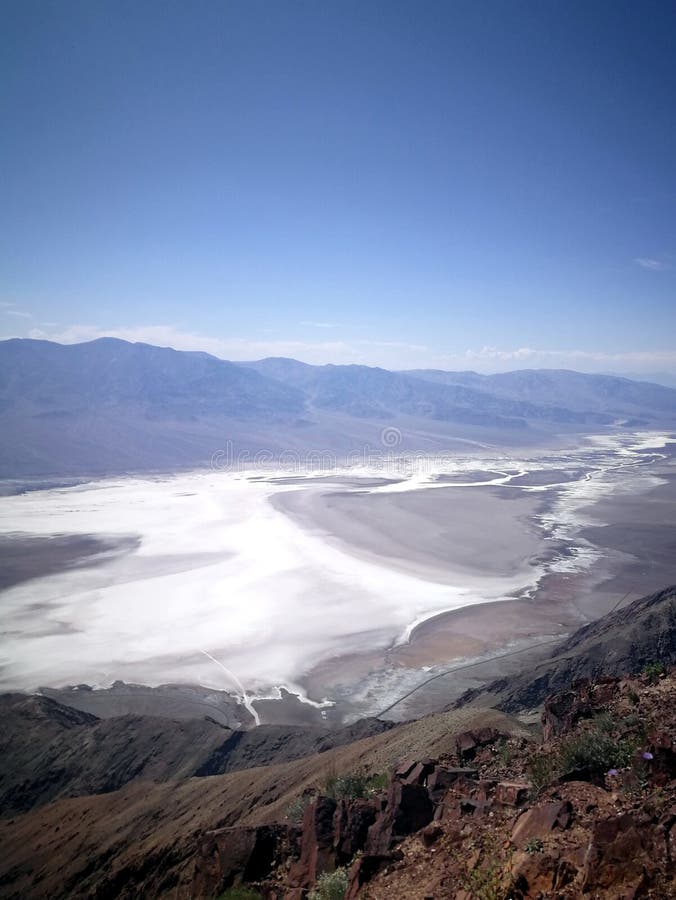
1, 337, 675, 476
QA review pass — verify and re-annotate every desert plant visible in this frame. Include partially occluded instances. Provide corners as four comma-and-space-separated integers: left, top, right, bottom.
217, 887, 262, 900
525, 837, 544, 855
284, 791, 316, 823
494, 737, 514, 767
454, 831, 513, 900
527, 752, 555, 797
323, 771, 387, 800
308, 867, 348, 900
643, 661, 666, 682
558, 726, 635, 775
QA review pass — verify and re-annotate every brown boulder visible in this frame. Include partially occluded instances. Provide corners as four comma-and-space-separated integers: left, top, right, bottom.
366, 781, 434, 854
345, 852, 401, 899
512, 850, 578, 897
288, 796, 337, 888
401, 759, 436, 785
393, 759, 417, 779
333, 798, 377, 864
455, 726, 501, 761
495, 781, 530, 807
426, 766, 478, 801
581, 812, 659, 896
192, 824, 291, 896
511, 801, 572, 846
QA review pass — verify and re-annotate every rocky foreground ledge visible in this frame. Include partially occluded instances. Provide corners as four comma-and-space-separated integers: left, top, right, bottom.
194, 670, 676, 899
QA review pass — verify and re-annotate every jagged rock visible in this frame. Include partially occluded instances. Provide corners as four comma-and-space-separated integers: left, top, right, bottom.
426, 766, 478, 800
542, 681, 595, 742
647, 730, 676, 783
420, 822, 443, 847
454, 726, 502, 760
512, 850, 578, 897
333, 798, 377, 864
590, 677, 621, 707
494, 781, 530, 806
345, 852, 401, 899
401, 758, 436, 785
191, 824, 291, 896
393, 759, 417, 779
288, 796, 337, 888
511, 801, 573, 846
366, 781, 434, 853
581, 812, 659, 895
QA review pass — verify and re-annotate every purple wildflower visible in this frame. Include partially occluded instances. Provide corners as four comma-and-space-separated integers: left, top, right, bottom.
607, 768, 619, 776
642, 751, 654, 761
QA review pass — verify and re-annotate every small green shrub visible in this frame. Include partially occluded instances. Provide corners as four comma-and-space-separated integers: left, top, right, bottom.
308, 868, 348, 900
495, 737, 515, 767
558, 727, 635, 775
217, 887, 262, 900
527, 752, 555, 797
284, 792, 316, 823
643, 661, 666, 681
454, 830, 513, 900
525, 837, 544, 855
323, 772, 387, 800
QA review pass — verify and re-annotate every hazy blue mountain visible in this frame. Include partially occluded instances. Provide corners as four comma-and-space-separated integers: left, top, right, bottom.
243, 359, 526, 424
242, 359, 676, 426
405, 368, 676, 420
0, 339, 308, 476
0, 338, 306, 419
1, 339, 675, 477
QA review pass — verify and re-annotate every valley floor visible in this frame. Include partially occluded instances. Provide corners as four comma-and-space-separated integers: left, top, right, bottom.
0, 431, 674, 723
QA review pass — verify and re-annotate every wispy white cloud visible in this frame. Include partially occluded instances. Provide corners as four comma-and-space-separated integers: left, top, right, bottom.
15, 323, 676, 377
299, 320, 338, 329
634, 257, 670, 271
1, 301, 33, 319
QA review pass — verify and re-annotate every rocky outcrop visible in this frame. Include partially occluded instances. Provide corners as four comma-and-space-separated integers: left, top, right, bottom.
355, 669, 676, 900
511, 800, 572, 846
454, 726, 503, 761
192, 825, 298, 897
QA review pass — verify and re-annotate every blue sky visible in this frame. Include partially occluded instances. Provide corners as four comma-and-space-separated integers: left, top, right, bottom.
2, 0, 675, 374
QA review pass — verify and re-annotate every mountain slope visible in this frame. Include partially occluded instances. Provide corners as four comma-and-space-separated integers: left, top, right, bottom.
407, 366, 676, 419
456, 584, 676, 713
0, 704, 530, 900
0, 692, 392, 817
240, 358, 631, 425
2, 338, 676, 476
0, 337, 306, 419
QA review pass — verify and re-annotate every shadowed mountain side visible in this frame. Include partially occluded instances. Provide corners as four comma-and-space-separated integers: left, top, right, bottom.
455, 584, 676, 714
0, 692, 392, 817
